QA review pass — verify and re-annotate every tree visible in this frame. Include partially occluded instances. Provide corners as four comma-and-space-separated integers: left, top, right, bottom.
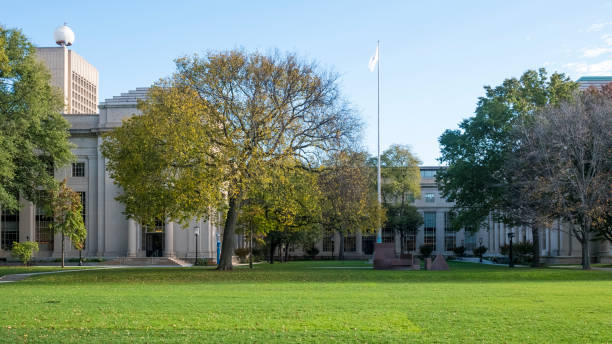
515, 87, 612, 269
386, 204, 423, 253
319, 151, 384, 260
237, 162, 322, 264
0, 25, 73, 211
379, 144, 421, 205
102, 50, 359, 270
48, 180, 87, 268
437, 69, 577, 266
377, 144, 422, 253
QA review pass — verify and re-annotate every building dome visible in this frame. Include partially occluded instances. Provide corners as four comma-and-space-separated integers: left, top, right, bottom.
53, 24, 75, 46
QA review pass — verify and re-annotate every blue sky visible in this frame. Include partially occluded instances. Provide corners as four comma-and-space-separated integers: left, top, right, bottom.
3, 1, 612, 165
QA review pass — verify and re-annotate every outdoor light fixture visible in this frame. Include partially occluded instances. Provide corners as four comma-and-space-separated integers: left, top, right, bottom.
507, 232, 515, 268
194, 225, 200, 265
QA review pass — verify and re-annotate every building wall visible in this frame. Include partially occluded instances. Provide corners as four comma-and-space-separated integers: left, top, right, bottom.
35, 47, 99, 114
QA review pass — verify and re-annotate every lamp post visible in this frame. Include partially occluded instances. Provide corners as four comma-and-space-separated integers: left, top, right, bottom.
478, 237, 483, 263
193, 225, 200, 266
507, 232, 515, 268
216, 233, 221, 265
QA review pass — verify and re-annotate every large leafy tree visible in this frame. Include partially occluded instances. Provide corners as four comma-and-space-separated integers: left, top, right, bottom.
515, 87, 612, 269
319, 151, 384, 260
437, 69, 577, 265
237, 162, 322, 264
377, 144, 422, 253
0, 26, 73, 210
102, 50, 359, 270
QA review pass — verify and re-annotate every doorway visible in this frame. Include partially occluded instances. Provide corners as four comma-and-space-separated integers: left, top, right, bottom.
145, 232, 164, 257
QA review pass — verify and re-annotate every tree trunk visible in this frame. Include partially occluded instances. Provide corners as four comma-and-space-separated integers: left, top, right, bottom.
249, 227, 253, 269
531, 227, 540, 268
284, 243, 290, 262
581, 221, 591, 270
269, 241, 276, 264
61, 233, 65, 269
338, 231, 345, 260
217, 195, 242, 270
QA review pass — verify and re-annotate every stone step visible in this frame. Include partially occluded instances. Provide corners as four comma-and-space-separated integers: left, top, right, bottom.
105, 257, 191, 266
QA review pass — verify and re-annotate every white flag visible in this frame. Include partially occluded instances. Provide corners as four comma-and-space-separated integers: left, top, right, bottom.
368, 46, 379, 72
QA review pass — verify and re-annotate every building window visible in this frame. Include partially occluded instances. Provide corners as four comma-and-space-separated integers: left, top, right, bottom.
1, 209, 19, 250
343, 236, 356, 252
35, 204, 54, 251
444, 212, 456, 251
464, 229, 476, 251
72, 162, 85, 177
425, 193, 435, 203
420, 170, 436, 178
423, 212, 436, 251
322, 233, 334, 252
382, 227, 395, 244
402, 230, 417, 252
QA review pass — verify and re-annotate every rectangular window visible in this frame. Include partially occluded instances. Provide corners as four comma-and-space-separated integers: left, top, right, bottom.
72, 162, 85, 177
35, 203, 54, 251
444, 212, 456, 251
343, 236, 356, 252
322, 234, 334, 252
464, 229, 476, 251
420, 170, 436, 178
424, 212, 436, 251
1, 209, 19, 250
425, 193, 435, 203
382, 227, 395, 244
402, 230, 417, 252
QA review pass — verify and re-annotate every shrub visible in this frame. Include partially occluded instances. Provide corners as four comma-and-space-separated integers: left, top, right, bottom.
11, 241, 39, 266
419, 244, 434, 258
453, 246, 465, 257
194, 258, 208, 266
305, 246, 319, 259
473, 245, 488, 257
235, 247, 250, 260
500, 242, 534, 264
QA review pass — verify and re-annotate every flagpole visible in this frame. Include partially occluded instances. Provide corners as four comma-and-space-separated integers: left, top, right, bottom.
376, 40, 382, 244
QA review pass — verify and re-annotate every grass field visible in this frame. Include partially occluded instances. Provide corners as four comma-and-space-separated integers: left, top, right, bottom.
0, 261, 611, 343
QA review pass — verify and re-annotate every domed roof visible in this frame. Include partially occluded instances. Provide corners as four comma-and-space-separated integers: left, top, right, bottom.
53, 24, 75, 46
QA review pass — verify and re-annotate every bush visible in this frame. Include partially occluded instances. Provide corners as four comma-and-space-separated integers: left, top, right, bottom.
473, 245, 488, 257
11, 241, 39, 266
453, 246, 466, 257
500, 242, 534, 264
235, 247, 250, 260
305, 246, 319, 259
419, 244, 434, 258
194, 258, 208, 266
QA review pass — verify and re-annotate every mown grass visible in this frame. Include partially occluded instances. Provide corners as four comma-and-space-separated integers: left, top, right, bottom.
0, 261, 611, 343
0, 266, 94, 277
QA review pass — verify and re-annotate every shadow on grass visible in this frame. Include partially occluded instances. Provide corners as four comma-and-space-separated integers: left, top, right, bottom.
21, 260, 612, 285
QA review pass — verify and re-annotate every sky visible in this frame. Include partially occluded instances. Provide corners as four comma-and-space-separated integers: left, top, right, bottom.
3, 1, 612, 165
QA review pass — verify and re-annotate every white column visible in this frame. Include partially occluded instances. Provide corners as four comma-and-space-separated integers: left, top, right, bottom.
164, 221, 175, 257
127, 219, 137, 257
356, 230, 362, 255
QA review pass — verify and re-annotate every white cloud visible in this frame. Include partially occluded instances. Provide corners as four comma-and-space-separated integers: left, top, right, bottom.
582, 47, 612, 58
587, 22, 612, 32
564, 60, 612, 75
602, 34, 612, 46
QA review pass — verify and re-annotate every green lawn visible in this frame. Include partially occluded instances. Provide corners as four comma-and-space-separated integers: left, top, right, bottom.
0, 265, 94, 277
0, 261, 611, 343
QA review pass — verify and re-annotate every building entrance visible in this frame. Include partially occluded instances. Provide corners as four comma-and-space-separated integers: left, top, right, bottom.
145, 232, 164, 257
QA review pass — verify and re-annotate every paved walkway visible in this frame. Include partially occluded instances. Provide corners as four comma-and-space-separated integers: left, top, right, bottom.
0, 265, 195, 284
